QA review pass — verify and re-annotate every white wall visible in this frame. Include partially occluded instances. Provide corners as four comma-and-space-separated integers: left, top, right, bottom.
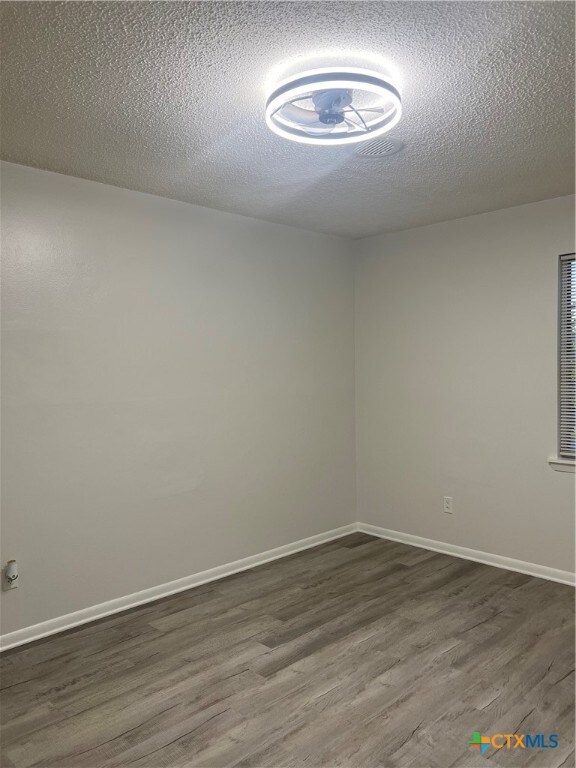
0, 162, 355, 634
355, 195, 575, 572
2, 162, 573, 638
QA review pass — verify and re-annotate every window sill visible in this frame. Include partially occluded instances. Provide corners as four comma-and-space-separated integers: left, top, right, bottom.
548, 456, 576, 473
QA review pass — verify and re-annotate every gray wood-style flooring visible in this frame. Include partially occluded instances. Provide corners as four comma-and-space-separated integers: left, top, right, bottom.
1, 533, 574, 768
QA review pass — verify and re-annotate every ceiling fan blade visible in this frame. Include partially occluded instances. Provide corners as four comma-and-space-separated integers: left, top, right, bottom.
343, 107, 386, 114
302, 121, 337, 135
344, 117, 362, 131
279, 102, 335, 130
347, 105, 369, 131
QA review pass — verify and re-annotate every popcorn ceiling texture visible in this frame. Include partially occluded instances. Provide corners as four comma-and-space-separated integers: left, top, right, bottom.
1, 1, 574, 238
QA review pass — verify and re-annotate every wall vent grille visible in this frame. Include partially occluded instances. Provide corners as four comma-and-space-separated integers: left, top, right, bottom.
353, 137, 404, 157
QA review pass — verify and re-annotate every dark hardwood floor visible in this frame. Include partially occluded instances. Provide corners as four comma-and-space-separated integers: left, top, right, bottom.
1, 533, 574, 768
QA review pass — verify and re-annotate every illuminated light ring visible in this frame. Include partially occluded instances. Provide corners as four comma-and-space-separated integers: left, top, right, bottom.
265, 70, 402, 146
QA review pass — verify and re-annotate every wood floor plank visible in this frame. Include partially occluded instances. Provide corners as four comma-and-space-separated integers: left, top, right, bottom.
1, 534, 573, 767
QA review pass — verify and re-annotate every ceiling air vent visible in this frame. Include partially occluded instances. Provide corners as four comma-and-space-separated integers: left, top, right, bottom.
352, 137, 404, 157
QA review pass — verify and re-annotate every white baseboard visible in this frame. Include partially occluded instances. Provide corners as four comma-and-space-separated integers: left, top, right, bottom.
0, 524, 358, 651
357, 522, 576, 587
3, 520, 573, 651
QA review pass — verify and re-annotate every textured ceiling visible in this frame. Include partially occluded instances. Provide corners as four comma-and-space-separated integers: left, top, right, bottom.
1, 1, 574, 238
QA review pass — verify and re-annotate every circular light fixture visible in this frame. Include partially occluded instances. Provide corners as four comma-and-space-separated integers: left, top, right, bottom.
265, 67, 402, 146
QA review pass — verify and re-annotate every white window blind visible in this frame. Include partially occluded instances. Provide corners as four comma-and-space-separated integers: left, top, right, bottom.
559, 253, 576, 458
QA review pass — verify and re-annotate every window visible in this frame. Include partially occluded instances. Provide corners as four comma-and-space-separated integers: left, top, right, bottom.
559, 254, 576, 459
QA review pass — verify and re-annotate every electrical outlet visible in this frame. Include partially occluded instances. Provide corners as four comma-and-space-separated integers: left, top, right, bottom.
443, 496, 453, 515
3, 560, 18, 590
